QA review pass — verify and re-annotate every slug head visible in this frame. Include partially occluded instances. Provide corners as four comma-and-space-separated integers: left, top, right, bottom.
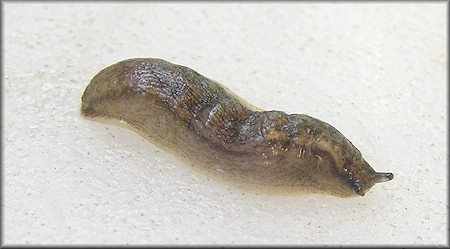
343, 158, 394, 197
311, 137, 394, 197
295, 115, 394, 198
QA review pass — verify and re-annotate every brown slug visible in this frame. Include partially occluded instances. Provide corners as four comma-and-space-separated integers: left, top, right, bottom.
81, 58, 394, 198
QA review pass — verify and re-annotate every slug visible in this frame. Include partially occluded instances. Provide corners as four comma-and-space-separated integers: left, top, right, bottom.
81, 58, 393, 198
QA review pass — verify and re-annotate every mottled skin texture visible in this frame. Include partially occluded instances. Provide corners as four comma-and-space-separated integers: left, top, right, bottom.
81, 58, 393, 198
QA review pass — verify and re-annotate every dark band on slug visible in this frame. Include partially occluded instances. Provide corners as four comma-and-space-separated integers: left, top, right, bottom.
81, 58, 394, 198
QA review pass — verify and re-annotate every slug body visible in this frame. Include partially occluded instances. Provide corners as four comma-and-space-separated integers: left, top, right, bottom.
81, 58, 393, 198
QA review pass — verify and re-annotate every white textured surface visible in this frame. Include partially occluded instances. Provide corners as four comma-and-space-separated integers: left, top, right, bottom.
3, 2, 447, 246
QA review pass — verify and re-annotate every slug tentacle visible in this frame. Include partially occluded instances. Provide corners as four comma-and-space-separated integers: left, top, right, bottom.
81, 58, 394, 198
374, 172, 395, 183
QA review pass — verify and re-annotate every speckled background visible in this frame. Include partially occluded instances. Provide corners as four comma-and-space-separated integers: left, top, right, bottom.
3, 2, 447, 246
